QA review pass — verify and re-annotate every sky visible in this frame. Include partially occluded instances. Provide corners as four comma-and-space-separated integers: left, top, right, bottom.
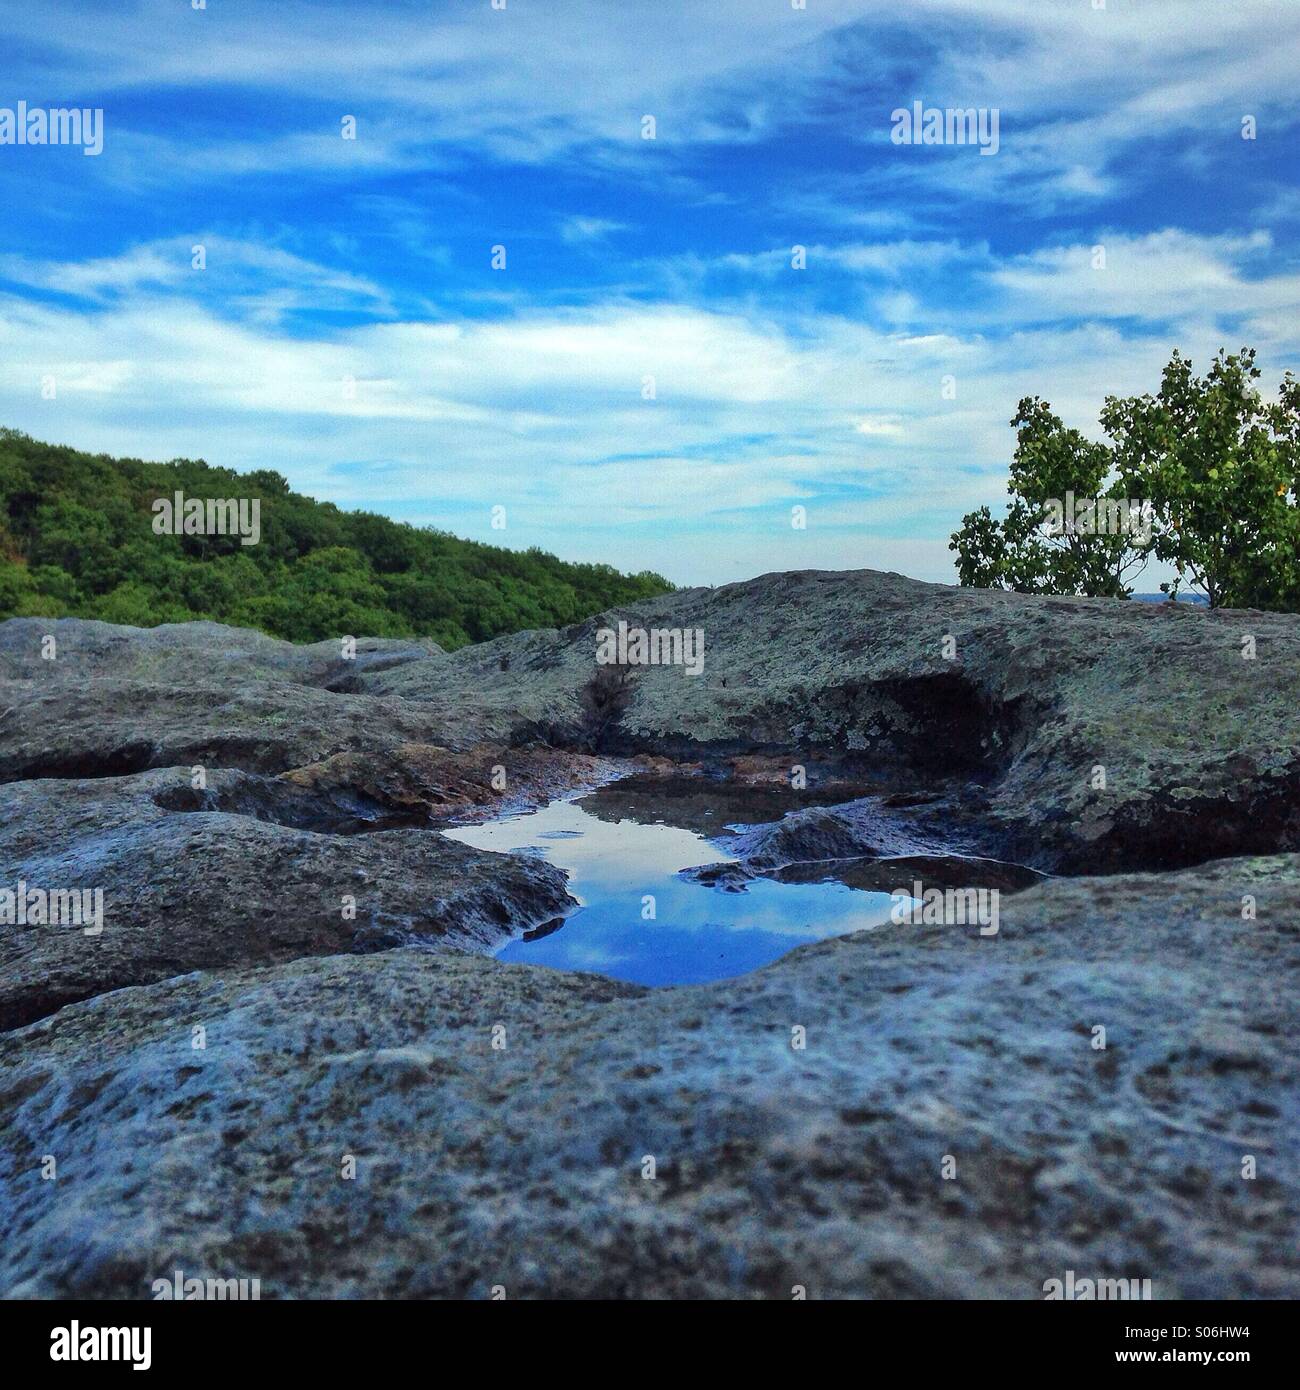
0, 0, 1297, 587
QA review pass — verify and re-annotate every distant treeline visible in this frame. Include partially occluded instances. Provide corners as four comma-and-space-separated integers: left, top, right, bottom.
0, 429, 673, 648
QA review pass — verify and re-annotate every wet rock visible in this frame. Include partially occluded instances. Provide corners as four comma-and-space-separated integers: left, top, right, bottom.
0, 767, 575, 1033
686, 851, 1044, 896
360, 569, 1300, 872
574, 767, 882, 839
0, 853, 1294, 1299
678, 789, 1043, 892
279, 744, 628, 826
719, 796, 954, 867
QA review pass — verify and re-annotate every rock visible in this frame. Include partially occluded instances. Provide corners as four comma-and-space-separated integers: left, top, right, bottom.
0, 854, 1295, 1299
677, 791, 1044, 891
0, 617, 441, 687
0, 766, 575, 1033
717, 795, 972, 866
3, 570, 1299, 1300
5, 571, 1300, 871
360, 569, 1300, 872
0, 618, 445, 781
277, 744, 628, 826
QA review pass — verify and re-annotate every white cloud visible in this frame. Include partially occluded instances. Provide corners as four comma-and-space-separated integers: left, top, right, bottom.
0, 236, 394, 323
854, 416, 905, 438
989, 230, 1299, 324
4, 223, 1297, 586
559, 217, 630, 244
3, 0, 1294, 202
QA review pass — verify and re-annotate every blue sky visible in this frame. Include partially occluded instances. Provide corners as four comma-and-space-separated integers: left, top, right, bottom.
1, 0, 1297, 586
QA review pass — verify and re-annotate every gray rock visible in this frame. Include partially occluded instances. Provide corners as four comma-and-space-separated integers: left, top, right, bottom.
0, 617, 441, 687
3, 570, 1299, 1302
5, 571, 1299, 872
362, 569, 1300, 872
0, 618, 444, 780
0, 767, 574, 1032
679, 792, 1046, 892
0, 854, 1294, 1299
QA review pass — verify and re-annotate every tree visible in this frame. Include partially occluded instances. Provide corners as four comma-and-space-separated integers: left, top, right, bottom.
0, 559, 33, 613
0, 428, 674, 638
1101, 349, 1300, 608
951, 398, 1149, 598
951, 347, 1300, 609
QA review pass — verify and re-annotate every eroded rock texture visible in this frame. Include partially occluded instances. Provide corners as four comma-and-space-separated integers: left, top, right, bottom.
2, 571, 1297, 1299
0, 859, 1295, 1299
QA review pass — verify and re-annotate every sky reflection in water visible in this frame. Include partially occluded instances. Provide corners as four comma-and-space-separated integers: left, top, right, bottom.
445, 795, 901, 986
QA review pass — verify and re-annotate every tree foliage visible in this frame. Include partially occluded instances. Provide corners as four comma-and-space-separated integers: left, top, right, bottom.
950, 348, 1300, 608
0, 430, 674, 646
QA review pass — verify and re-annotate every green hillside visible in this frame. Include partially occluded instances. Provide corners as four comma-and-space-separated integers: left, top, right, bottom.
0, 428, 673, 648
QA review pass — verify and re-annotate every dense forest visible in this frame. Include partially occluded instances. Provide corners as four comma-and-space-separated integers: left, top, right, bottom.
0, 429, 673, 648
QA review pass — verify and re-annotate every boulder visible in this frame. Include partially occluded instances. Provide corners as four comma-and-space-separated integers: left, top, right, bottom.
362, 569, 1300, 871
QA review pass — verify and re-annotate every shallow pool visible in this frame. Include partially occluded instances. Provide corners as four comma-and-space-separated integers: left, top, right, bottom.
444, 792, 906, 986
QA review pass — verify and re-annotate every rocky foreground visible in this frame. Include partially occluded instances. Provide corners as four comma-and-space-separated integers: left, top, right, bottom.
1, 569, 1297, 1298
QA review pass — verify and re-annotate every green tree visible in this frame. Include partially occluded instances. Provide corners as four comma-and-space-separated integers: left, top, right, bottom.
0, 559, 33, 613
1101, 349, 1300, 608
0, 428, 674, 637
951, 398, 1149, 598
951, 347, 1300, 609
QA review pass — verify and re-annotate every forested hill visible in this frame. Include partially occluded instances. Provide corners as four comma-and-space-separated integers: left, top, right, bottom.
0, 429, 673, 648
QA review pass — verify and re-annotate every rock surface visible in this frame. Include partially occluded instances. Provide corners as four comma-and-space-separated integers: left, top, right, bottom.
6, 572, 1299, 872
0, 619, 444, 781
359, 569, 1300, 872
0, 766, 576, 1033
3, 570, 1299, 1301
0, 855, 1295, 1299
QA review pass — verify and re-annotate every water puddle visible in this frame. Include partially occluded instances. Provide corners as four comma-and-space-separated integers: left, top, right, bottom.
444, 791, 909, 987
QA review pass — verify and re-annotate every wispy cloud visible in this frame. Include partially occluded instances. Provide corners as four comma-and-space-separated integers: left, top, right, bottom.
0, 0, 1296, 585
559, 216, 630, 245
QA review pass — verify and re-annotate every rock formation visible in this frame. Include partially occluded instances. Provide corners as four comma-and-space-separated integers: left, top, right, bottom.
2, 570, 1297, 1297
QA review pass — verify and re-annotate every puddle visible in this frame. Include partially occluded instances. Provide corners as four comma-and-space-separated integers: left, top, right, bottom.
444, 792, 910, 987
